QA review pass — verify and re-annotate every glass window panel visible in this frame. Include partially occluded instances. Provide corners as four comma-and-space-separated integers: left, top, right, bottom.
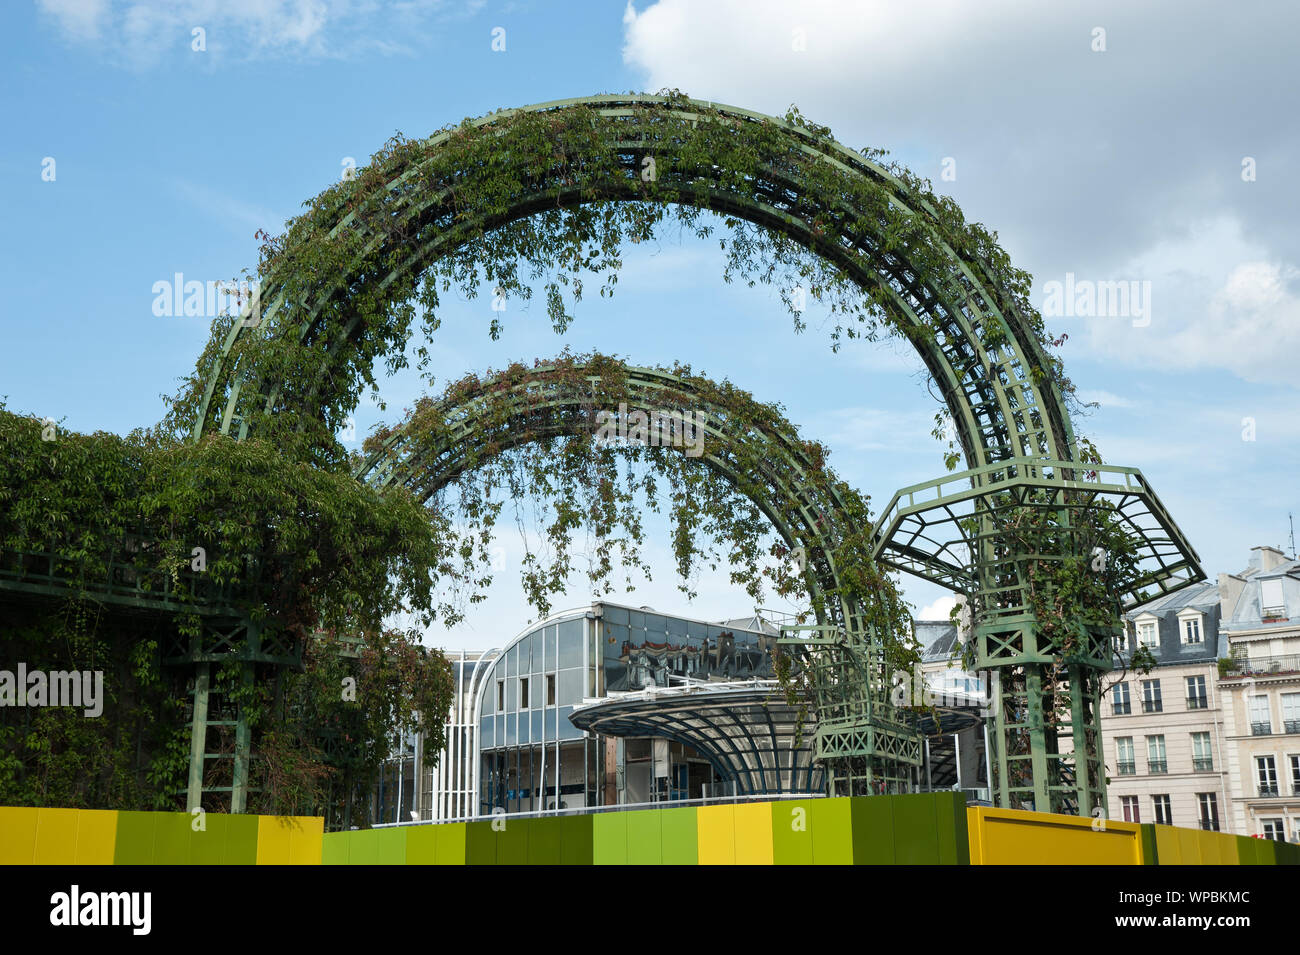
646, 613, 666, 635
558, 668, 583, 705
559, 619, 583, 668
558, 706, 583, 740
506, 643, 517, 679
629, 609, 645, 630
667, 615, 687, 637
481, 716, 495, 749
604, 604, 628, 625
544, 625, 558, 670
505, 714, 517, 747
531, 708, 543, 740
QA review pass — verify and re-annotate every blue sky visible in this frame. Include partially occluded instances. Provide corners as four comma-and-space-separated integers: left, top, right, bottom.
3, 1, 1298, 650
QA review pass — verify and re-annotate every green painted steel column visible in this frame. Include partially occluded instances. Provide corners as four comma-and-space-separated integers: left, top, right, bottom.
187, 663, 210, 810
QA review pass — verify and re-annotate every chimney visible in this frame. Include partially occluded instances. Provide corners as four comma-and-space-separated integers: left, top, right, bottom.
1251, 545, 1288, 573
1218, 573, 1246, 621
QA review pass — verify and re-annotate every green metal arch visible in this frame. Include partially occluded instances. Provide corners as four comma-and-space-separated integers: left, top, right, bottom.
190, 94, 1076, 478
357, 360, 922, 791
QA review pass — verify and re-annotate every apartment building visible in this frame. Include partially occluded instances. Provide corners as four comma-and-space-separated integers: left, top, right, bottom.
1105, 580, 1230, 831
1217, 546, 1300, 840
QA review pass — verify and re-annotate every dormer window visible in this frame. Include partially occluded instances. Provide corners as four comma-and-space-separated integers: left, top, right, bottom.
1136, 617, 1158, 649
1178, 610, 1204, 645
1261, 578, 1286, 618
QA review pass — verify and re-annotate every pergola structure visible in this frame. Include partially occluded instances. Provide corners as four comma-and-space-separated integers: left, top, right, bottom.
2, 94, 1205, 815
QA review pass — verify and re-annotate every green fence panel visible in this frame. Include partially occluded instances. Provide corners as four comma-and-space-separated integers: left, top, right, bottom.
466, 820, 497, 865
810, 797, 854, 865
558, 814, 593, 865
660, 805, 698, 865
850, 795, 896, 864
771, 800, 815, 865
892, 793, 943, 864
435, 823, 468, 865
496, 817, 530, 865
527, 816, 562, 864
625, 810, 663, 865
932, 792, 970, 866
593, 811, 628, 865
112, 811, 156, 865
152, 812, 194, 865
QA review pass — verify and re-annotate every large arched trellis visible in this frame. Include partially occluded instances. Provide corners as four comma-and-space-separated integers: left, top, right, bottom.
185, 94, 1203, 816
356, 360, 921, 795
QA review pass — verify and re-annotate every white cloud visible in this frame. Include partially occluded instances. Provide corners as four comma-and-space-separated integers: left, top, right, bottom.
917, 594, 956, 621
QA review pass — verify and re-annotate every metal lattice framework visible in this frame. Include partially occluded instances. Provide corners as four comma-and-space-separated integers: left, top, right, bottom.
356, 360, 922, 792
871, 457, 1202, 813
0, 95, 1203, 813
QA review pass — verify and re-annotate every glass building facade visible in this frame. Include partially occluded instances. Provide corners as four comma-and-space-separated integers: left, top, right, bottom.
475, 602, 778, 815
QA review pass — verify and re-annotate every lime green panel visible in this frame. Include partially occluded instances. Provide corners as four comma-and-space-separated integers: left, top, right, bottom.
660, 805, 697, 866
224, 813, 259, 865
625, 810, 662, 865
435, 823, 468, 865
932, 792, 969, 865
377, 827, 407, 865
850, 795, 896, 864
593, 812, 628, 865
152, 812, 194, 865
406, 826, 439, 865
559, 815, 593, 865
771, 800, 815, 865
528, 816, 562, 864
346, 830, 381, 865
497, 817, 529, 865
321, 832, 350, 865
810, 798, 854, 865
466, 821, 496, 865
112, 811, 156, 865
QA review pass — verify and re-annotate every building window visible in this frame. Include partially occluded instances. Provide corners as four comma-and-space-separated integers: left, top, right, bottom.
1260, 577, 1286, 618
1290, 754, 1300, 796
1152, 794, 1172, 826
1116, 736, 1136, 775
1120, 795, 1140, 823
1283, 693, 1300, 734
1142, 679, 1162, 713
546, 673, 555, 706
1112, 633, 1128, 655
1256, 755, 1278, 796
1181, 615, 1203, 644
1250, 694, 1272, 736
1146, 735, 1167, 774
1262, 818, 1286, 841
519, 677, 529, 710
1112, 681, 1131, 715
1197, 793, 1219, 831
1137, 620, 1158, 649
496, 680, 504, 712
1191, 732, 1213, 772
1185, 675, 1207, 709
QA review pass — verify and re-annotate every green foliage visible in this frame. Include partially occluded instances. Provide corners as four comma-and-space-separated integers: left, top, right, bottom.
0, 404, 453, 814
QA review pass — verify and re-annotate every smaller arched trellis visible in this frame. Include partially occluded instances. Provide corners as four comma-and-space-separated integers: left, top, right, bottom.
356, 358, 923, 795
